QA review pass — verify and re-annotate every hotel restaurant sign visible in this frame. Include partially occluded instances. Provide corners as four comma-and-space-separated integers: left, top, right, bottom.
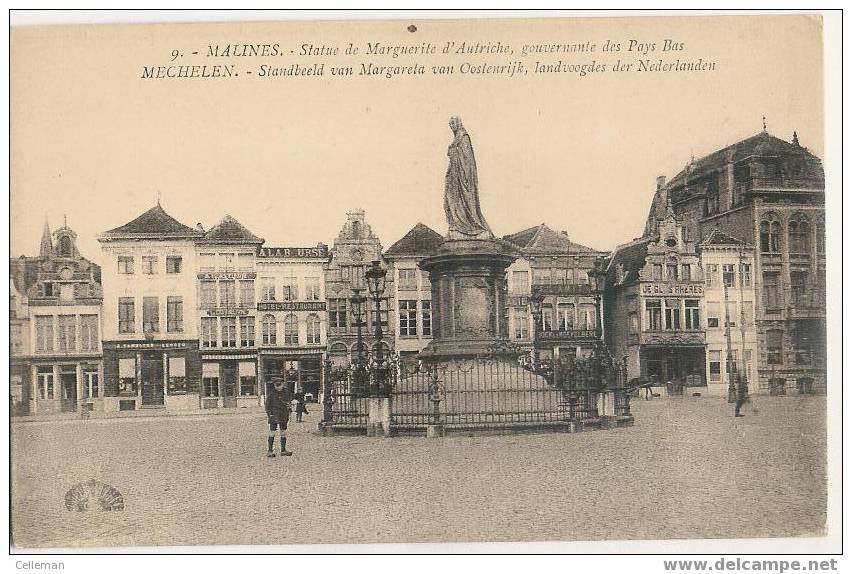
257, 301, 327, 312
258, 246, 329, 259
641, 282, 705, 296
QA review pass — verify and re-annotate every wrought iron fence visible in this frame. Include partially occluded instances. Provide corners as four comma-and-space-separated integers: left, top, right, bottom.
392, 358, 572, 427
324, 364, 369, 427
323, 350, 632, 432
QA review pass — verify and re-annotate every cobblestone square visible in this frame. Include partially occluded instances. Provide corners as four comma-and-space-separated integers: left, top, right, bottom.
11, 396, 826, 549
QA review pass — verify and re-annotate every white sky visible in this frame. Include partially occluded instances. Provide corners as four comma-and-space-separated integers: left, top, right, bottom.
11, 14, 824, 266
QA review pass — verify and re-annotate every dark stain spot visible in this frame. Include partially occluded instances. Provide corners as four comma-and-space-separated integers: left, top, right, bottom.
407, 25, 417, 33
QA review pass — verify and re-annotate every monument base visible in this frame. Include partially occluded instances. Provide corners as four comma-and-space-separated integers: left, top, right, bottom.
418, 236, 519, 364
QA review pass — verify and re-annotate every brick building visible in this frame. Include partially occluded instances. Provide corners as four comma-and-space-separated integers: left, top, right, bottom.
645, 130, 826, 393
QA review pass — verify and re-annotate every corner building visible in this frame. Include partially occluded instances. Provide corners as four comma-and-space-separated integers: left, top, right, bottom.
648, 130, 826, 394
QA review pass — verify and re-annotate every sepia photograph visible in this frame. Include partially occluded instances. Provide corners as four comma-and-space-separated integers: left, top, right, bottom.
7, 8, 842, 559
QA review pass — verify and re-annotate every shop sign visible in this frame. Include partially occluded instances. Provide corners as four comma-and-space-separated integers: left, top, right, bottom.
258, 246, 328, 259
538, 329, 597, 342
110, 341, 189, 350
641, 282, 704, 296
196, 272, 256, 280
206, 307, 251, 316
257, 301, 327, 312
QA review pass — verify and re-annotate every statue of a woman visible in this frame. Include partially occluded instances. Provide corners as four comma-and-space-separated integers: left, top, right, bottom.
444, 117, 494, 240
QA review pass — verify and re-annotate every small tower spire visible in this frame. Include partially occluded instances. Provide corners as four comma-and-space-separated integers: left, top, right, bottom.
792, 131, 800, 146
762, 115, 767, 132
39, 219, 53, 258
63, 213, 67, 228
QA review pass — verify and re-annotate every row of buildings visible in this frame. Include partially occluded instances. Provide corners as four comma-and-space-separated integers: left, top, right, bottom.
10, 129, 826, 415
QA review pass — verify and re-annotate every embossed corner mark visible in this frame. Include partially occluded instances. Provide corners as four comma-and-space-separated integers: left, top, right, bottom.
65, 479, 125, 512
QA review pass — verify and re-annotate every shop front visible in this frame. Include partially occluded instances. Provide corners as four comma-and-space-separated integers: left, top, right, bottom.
25, 357, 103, 415
102, 340, 201, 412
639, 344, 706, 395
200, 352, 260, 409
258, 350, 323, 401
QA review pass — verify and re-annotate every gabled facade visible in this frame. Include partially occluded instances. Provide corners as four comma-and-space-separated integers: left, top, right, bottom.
325, 209, 393, 366
98, 204, 203, 412
196, 215, 265, 408
383, 223, 443, 367
10, 219, 103, 415
648, 130, 826, 394
503, 224, 608, 360
605, 209, 706, 393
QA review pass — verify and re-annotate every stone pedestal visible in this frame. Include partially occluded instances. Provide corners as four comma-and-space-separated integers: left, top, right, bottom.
366, 396, 392, 437
596, 390, 616, 417
418, 237, 519, 362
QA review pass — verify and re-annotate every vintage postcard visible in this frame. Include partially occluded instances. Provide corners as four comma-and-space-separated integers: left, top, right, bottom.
8, 10, 840, 556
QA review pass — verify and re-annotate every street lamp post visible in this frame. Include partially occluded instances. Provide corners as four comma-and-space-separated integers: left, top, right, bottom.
349, 288, 368, 395
365, 260, 389, 396
529, 291, 544, 371
587, 258, 608, 390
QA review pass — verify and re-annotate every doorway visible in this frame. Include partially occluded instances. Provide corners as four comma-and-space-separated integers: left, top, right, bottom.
221, 361, 238, 408
140, 354, 165, 406
59, 365, 77, 412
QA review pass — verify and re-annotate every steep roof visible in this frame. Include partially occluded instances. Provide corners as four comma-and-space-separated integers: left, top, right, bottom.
200, 214, 263, 244
668, 130, 820, 188
606, 236, 652, 286
384, 223, 444, 257
503, 224, 601, 255
99, 204, 202, 240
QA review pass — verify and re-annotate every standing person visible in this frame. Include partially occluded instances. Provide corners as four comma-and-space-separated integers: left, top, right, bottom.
295, 394, 308, 423
265, 378, 293, 458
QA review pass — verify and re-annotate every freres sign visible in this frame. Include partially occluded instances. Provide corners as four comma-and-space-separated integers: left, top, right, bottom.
641, 282, 705, 296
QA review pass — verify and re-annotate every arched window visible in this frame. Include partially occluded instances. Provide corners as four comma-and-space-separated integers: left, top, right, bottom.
760, 214, 781, 253
306, 313, 321, 345
58, 236, 72, 257
788, 214, 811, 255
283, 314, 299, 344
261, 314, 276, 345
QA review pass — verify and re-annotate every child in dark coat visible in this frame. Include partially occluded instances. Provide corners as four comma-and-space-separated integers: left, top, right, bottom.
265, 378, 293, 458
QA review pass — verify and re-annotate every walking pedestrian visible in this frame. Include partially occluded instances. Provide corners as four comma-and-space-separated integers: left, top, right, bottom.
265, 378, 293, 458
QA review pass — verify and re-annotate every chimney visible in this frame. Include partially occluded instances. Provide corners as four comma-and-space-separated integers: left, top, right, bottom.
656, 175, 667, 190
